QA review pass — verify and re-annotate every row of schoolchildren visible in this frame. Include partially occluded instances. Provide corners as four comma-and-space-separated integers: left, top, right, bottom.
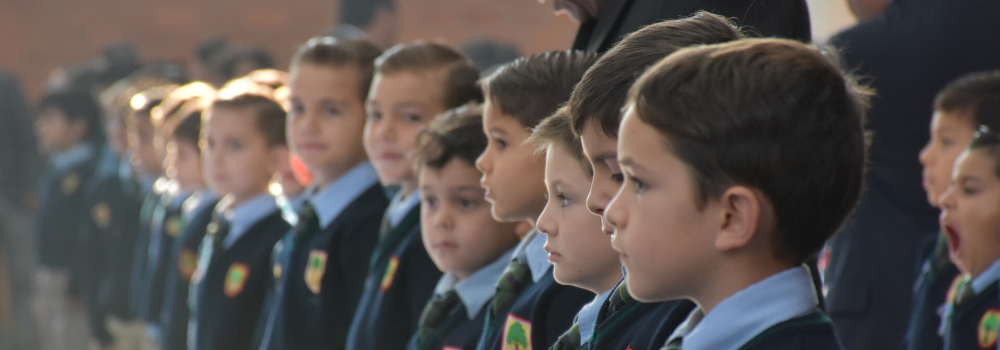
32, 10, 1000, 350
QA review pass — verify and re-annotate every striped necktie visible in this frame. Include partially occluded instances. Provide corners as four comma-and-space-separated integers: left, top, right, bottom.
295, 201, 319, 238
416, 290, 462, 344
551, 323, 581, 350
209, 212, 231, 252
490, 257, 532, 317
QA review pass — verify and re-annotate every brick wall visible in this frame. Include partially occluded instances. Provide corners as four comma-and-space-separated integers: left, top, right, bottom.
0, 0, 578, 100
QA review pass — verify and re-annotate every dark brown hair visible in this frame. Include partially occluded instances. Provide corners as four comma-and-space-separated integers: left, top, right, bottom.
529, 106, 592, 177
206, 93, 287, 147
415, 103, 487, 171
935, 70, 1000, 126
375, 41, 483, 109
569, 11, 743, 138
628, 38, 871, 264
481, 50, 598, 129
163, 97, 212, 150
292, 37, 383, 101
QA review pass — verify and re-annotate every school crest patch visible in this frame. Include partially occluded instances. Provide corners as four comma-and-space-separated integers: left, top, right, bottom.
91, 202, 112, 229
165, 215, 182, 237
379, 256, 400, 293
179, 248, 198, 281
978, 308, 1000, 349
61, 172, 80, 195
502, 314, 531, 350
305, 249, 327, 294
224, 262, 250, 298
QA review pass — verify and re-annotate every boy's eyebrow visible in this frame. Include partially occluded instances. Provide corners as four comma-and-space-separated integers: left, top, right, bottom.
392, 101, 425, 110
452, 185, 484, 193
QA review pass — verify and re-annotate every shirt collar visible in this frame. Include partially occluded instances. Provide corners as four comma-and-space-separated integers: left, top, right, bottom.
972, 258, 1000, 294
221, 193, 278, 249
666, 265, 818, 350
387, 189, 421, 228
164, 182, 194, 210
183, 190, 218, 217
50, 143, 94, 171
308, 162, 380, 228
434, 248, 516, 320
520, 230, 550, 282
577, 287, 613, 342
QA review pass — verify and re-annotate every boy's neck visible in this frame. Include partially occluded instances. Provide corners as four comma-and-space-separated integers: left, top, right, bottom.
314, 159, 366, 191
397, 180, 418, 199
227, 189, 272, 209
693, 257, 793, 314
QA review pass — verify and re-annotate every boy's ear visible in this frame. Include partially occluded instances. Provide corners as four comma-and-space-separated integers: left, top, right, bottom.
714, 186, 768, 252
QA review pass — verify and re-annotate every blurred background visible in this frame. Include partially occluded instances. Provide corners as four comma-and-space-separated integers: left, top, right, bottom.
0, 0, 853, 100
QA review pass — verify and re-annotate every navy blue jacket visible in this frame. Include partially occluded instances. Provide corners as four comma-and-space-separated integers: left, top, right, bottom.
79, 172, 143, 345
478, 268, 591, 350
159, 196, 218, 350
346, 206, 443, 350
257, 183, 388, 350
188, 210, 288, 350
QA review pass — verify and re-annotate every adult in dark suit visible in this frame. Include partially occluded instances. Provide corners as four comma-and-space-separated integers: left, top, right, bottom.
823, 0, 1000, 349
547, 0, 811, 53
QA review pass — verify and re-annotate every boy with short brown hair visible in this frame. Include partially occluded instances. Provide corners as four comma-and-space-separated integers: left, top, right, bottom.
606, 38, 870, 349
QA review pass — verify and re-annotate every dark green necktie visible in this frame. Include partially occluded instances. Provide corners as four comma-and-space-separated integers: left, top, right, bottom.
607, 280, 634, 316
551, 322, 581, 350
416, 290, 462, 344
662, 337, 683, 350
295, 201, 320, 239
955, 276, 975, 305
378, 210, 393, 242
209, 212, 231, 253
490, 257, 532, 317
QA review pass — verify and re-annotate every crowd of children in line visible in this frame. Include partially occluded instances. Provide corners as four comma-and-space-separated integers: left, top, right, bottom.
27, 10, 1000, 350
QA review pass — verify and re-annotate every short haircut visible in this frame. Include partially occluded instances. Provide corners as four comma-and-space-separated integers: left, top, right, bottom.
206, 93, 287, 147
375, 41, 483, 109
935, 70, 1000, 127
291, 37, 383, 101
529, 106, 592, 177
37, 91, 103, 143
971, 124, 1000, 178
163, 97, 212, 150
481, 50, 598, 129
628, 38, 871, 264
415, 103, 487, 171
569, 11, 743, 138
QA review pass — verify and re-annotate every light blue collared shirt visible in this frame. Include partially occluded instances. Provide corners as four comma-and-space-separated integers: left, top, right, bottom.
577, 287, 613, 343
387, 189, 421, 228
972, 258, 1000, 294
50, 143, 95, 171
182, 190, 218, 220
665, 265, 818, 350
165, 183, 194, 210
307, 162, 380, 229
222, 194, 278, 249
433, 248, 516, 320
518, 230, 550, 282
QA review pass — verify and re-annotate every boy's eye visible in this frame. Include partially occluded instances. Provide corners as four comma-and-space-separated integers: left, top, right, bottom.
290, 102, 304, 115
557, 193, 571, 207
367, 112, 382, 121
941, 138, 953, 147
323, 105, 341, 116
423, 196, 438, 208
226, 139, 242, 152
403, 114, 422, 123
630, 176, 647, 193
459, 198, 476, 209
610, 173, 624, 183
495, 139, 508, 150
